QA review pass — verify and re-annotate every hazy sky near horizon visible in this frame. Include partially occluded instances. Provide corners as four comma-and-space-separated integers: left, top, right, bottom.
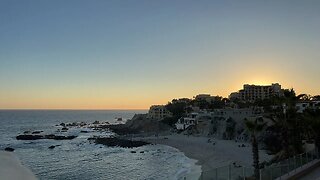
1, 0, 320, 109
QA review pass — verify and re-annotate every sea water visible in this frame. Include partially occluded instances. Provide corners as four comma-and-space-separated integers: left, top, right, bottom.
0, 110, 200, 180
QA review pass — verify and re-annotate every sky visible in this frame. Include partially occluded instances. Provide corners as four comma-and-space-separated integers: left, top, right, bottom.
0, 0, 320, 109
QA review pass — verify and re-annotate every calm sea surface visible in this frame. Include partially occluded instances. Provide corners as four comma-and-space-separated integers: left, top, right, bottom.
0, 110, 197, 180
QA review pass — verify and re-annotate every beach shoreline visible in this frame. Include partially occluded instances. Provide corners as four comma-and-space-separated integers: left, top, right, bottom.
137, 134, 273, 179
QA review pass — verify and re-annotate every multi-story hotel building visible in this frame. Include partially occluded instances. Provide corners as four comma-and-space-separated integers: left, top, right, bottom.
229, 83, 284, 102
147, 105, 172, 120
194, 94, 217, 103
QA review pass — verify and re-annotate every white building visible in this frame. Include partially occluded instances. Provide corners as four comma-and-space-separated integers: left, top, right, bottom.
296, 101, 320, 113
147, 105, 172, 120
175, 113, 198, 130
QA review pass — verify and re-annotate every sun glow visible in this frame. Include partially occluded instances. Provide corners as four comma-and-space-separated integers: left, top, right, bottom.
246, 78, 275, 86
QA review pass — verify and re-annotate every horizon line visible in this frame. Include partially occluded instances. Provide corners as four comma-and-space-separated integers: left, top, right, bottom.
0, 108, 149, 111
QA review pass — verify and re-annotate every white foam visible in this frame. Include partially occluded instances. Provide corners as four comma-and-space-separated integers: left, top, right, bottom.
159, 145, 202, 180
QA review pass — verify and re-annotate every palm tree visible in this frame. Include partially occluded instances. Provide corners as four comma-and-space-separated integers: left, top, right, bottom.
245, 117, 267, 180
303, 109, 320, 154
271, 89, 302, 159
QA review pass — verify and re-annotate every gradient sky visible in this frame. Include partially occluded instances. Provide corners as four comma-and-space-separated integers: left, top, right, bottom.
1, 0, 320, 109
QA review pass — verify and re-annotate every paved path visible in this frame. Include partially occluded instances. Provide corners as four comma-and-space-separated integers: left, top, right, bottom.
300, 166, 320, 180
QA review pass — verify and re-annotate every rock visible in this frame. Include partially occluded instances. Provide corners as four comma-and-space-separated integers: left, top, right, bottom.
60, 123, 66, 127
61, 127, 68, 131
44, 134, 55, 139
5, 147, 15, 152
70, 122, 77, 126
140, 151, 144, 153
48, 145, 61, 149
55, 135, 76, 140
65, 122, 77, 127
93, 121, 100, 124
23, 131, 31, 134
93, 137, 150, 148
106, 113, 171, 135
45, 135, 77, 140
17, 134, 77, 140
16, 135, 43, 140
80, 130, 89, 133
32, 131, 43, 134
103, 124, 138, 135
130, 151, 136, 153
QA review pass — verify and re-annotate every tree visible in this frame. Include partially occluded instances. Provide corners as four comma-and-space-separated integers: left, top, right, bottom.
245, 117, 267, 180
163, 99, 190, 127
312, 95, 320, 101
267, 88, 305, 158
165, 100, 188, 117
297, 94, 312, 101
303, 109, 320, 153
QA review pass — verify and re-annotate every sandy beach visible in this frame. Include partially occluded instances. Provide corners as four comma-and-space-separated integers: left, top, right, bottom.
138, 134, 273, 179
0, 151, 37, 180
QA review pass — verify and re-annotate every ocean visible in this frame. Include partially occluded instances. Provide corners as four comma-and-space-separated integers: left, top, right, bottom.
0, 110, 199, 180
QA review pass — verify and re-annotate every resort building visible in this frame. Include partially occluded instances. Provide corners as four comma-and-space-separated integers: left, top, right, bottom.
175, 113, 198, 130
147, 105, 172, 120
212, 107, 263, 121
229, 83, 284, 102
175, 107, 264, 138
296, 101, 320, 113
194, 94, 216, 103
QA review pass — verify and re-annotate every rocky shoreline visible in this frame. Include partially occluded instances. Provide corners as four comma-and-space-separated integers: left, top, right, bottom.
14, 114, 171, 149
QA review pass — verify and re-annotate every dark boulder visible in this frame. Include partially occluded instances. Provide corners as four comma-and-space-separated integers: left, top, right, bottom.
45, 135, 77, 140
32, 131, 43, 134
44, 134, 56, 139
92, 137, 149, 148
16, 135, 43, 140
17, 134, 77, 140
103, 124, 139, 135
53, 135, 76, 140
93, 121, 100, 124
49, 145, 61, 149
5, 147, 15, 152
